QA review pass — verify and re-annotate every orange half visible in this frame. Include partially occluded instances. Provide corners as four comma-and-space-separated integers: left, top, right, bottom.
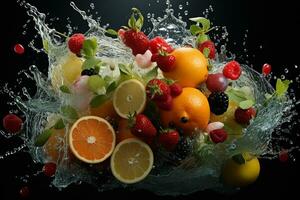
69, 116, 116, 164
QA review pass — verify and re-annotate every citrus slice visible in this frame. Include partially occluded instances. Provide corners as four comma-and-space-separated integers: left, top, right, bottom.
113, 79, 146, 118
69, 116, 116, 164
110, 138, 154, 184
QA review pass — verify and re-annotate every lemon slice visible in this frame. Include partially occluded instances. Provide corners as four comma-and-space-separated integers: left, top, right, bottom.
113, 79, 146, 118
110, 138, 154, 184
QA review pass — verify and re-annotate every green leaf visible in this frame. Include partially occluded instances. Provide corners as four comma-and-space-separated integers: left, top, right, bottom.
239, 99, 254, 109
43, 40, 49, 53
190, 24, 202, 35
53, 118, 65, 129
34, 129, 53, 147
119, 63, 133, 75
106, 81, 117, 93
90, 95, 107, 108
276, 79, 290, 97
82, 38, 98, 58
197, 34, 210, 44
128, 14, 136, 29
189, 17, 211, 31
106, 29, 118, 36
265, 93, 273, 100
59, 85, 71, 94
232, 154, 246, 165
61, 106, 78, 120
143, 67, 158, 83
203, 47, 210, 58
82, 57, 102, 70
226, 87, 255, 105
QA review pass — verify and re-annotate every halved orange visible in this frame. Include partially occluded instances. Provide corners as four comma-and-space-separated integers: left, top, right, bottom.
110, 138, 154, 184
69, 116, 116, 164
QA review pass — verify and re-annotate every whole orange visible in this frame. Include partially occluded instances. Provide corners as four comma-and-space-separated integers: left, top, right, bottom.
116, 119, 136, 143
163, 47, 208, 88
160, 87, 210, 136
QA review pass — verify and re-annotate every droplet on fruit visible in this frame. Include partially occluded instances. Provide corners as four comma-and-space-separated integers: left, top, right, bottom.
14, 44, 25, 55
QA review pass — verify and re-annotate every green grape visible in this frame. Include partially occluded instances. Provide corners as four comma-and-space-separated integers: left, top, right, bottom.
88, 75, 105, 93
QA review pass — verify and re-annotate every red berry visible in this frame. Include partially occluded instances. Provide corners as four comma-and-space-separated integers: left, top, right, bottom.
156, 55, 176, 72
151, 53, 159, 62
146, 79, 170, 101
123, 30, 150, 55
68, 33, 85, 55
131, 114, 157, 138
198, 40, 216, 59
279, 149, 289, 162
169, 83, 182, 97
262, 63, 272, 75
156, 94, 173, 110
223, 61, 242, 80
210, 129, 228, 143
234, 107, 256, 124
148, 36, 173, 54
14, 44, 25, 55
2, 114, 23, 134
19, 186, 30, 198
206, 73, 228, 92
42, 162, 57, 177
158, 129, 180, 151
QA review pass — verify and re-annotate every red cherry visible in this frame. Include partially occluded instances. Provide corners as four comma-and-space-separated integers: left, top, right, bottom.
279, 149, 289, 162
42, 162, 57, 177
14, 44, 25, 55
19, 186, 30, 198
262, 63, 272, 75
223, 61, 242, 80
2, 114, 23, 134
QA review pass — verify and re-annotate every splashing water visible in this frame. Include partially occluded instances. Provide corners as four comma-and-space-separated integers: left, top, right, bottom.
1, 0, 299, 196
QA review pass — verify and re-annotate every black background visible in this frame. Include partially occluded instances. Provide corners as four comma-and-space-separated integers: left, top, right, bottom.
1, 0, 300, 199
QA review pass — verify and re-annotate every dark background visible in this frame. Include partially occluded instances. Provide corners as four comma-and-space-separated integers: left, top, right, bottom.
1, 0, 300, 199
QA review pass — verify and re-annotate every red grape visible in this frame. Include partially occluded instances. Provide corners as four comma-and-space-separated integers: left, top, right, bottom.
206, 73, 228, 92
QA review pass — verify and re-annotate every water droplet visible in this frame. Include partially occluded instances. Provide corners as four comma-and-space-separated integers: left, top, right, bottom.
184, 10, 188, 16
147, 13, 151, 19
179, 4, 183, 10
295, 65, 298, 69
284, 68, 289, 74
90, 3, 95, 10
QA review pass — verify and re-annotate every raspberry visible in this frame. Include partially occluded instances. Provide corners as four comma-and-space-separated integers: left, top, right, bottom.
2, 114, 23, 134
68, 33, 85, 55
210, 129, 228, 143
223, 61, 242, 80
208, 92, 229, 115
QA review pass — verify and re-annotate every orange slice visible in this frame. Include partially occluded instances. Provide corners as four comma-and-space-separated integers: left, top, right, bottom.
110, 138, 154, 184
69, 116, 116, 164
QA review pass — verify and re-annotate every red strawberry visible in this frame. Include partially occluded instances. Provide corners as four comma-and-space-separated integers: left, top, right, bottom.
130, 114, 157, 138
156, 54, 176, 72
121, 8, 150, 55
235, 107, 256, 124
2, 114, 23, 134
42, 162, 57, 177
123, 30, 150, 55
210, 129, 228, 143
262, 63, 272, 75
223, 61, 242, 80
198, 40, 216, 59
149, 36, 173, 54
159, 129, 180, 151
169, 83, 182, 97
156, 94, 173, 111
146, 79, 170, 101
68, 33, 85, 55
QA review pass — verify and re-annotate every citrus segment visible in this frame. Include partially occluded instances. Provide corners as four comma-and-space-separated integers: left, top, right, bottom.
113, 79, 146, 118
110, 138, 153, 184
69, 116, 115, 163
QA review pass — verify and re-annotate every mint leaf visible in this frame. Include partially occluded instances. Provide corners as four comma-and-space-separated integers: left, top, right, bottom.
143, 67, 158, 83
197, 34, 209, 44
106, 29, 118, 36
226, 86, 255, 105
239, 99, 254, 109
53, 118, 65, 129
276, 79, 290, 97
106, 81, 117, 93
232, 154, 246, 165
90, 95, 107, 108
82, 57, 102, 70
203, 47, 210, 58
59, 85, 71, 94
35, 129, 53, 147
190, 24, 202, 35
119, 63, 133, 75
82, 38, 98, 58
189, 17, 211, 32
61, 106, 78, 120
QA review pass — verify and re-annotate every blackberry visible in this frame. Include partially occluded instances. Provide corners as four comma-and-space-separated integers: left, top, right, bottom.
173, 137, 193, 160
208, 92, 229, 115
81, 68, 97, 76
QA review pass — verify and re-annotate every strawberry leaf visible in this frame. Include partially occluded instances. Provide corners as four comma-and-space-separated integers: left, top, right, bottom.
190, 24, 202, 35
34, 129, 53, 147
189, 17, 211, 32
203, 47, 210, 58
90, 95, 107, 108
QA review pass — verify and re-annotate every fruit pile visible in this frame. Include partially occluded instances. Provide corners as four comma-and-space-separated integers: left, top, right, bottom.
2, 7, 292, 193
